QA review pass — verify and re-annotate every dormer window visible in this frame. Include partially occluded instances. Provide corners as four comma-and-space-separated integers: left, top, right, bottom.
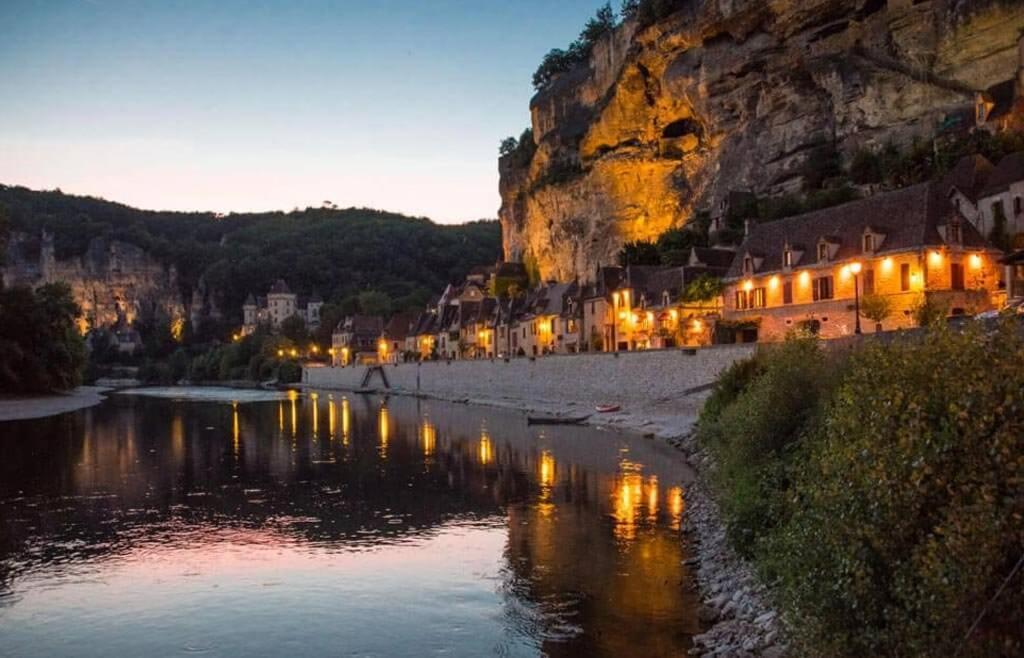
948, 219, 961, 244
817, 243, 829, 263
783, 249, 793, 269
662, 291, 670, 307
743, 255, 754, 274
863, 233, 874, 253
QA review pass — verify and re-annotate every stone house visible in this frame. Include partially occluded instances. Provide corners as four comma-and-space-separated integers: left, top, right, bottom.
331, 315, 384, 366
408, 308, 439, 360
380, 312, 417, 364
242, 279, 323, 335
581, 266, 625, 353
722, 178, 1005, 342
973, 152, 1024, 243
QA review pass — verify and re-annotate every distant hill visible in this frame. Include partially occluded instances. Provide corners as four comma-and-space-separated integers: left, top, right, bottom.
0, 185, 501, 321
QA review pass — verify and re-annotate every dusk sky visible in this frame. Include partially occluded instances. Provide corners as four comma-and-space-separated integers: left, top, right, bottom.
0, 0, 606, 223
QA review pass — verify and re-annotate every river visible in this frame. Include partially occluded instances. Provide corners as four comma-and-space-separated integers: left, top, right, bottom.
0, 389, 700, 657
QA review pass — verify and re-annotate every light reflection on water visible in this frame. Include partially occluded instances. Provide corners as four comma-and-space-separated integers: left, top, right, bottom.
0, 391, 700, 657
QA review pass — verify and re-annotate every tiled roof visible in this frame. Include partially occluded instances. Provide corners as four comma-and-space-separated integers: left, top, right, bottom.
268, 279, 292, 295
343, 315, 384, 336
383, 312, 417, 340
725, 180, 992, 279
944, 154, 994, 201
244, 293, 257, 306
980, 152, 1024, 198
689, 247, 736, 270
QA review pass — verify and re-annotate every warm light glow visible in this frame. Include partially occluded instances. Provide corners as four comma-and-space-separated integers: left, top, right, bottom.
341, 397, 350, 444
232, 402, 240, 455
929, 250, 943, 266
289, 349, 298, 358
970, 253, 983, 269
692, 318, 703, 332
171, 317, 186, 342
646, 475, 659, 519
311, 345, 319, 354
881, 257, 894, 273
799, 270, 810, 286
743, 280, 754, 292
478, 433, 493, 465
421, 420, 436, 456
290, 396, 297, 437
669, 486, 685, 530
539, 451, 555, 489
277, 349, 284, 357
669, 309, 679, 321
646, 311, 654, 323
769, 275, 779, 289
630, 313, 639, 324
328, 399, 337, 437
618, 310, 627, 321
850, 261, 862, 275
378, 405, 390, 453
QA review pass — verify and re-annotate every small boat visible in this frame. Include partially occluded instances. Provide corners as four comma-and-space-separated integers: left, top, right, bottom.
595, 404, 621, 413
527, 415, 590, 426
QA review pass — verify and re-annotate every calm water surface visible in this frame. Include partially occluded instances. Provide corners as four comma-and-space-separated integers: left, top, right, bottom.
0, 390, 700, 657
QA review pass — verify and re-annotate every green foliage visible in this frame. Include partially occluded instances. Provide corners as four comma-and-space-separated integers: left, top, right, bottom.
532, 3, 617, 90
621, 0, 686, 26
762, 323, 1024, 657
617, 240, 661, 266
530, 159, 585, 191
859, 293, 892, 325
0, 186, 501, 325
357, 290, 391, 317
279, 315, 309, 344
523, 253, 542, 288
989, 201, 1012, 252
682, 274, 723, 303
913, 293, 950, 327
0, 283, 87, 392
698, 337, 841, 555
499, 128, 537, 169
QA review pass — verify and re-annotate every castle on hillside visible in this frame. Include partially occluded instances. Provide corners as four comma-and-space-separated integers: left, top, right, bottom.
242, 279, 323, 335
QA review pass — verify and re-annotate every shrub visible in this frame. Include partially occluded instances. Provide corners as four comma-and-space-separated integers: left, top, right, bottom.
914, 293, 949, 327
764, 322, 1024, 657
859, 293, 892, 329
698, 337, 843, 555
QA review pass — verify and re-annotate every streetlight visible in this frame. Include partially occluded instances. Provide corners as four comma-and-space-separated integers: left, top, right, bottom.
850, 261, 863, 335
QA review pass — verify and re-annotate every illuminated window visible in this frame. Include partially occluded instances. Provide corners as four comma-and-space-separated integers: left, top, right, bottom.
863, 268, 875, 295
735, 290, 749, 310
751, 287, 767, 309
783, 249, 793, 268
783, 281, 793, 305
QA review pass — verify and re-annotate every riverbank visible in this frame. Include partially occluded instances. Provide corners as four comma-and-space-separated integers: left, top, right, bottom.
302, 349, 785, 657
0, 386, 111, 421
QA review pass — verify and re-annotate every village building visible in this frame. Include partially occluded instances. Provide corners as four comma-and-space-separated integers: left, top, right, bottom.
722, 175, 1005, 342
380, 312, 417, 364
973, 152, 1024, 242
242, 279, 323, 335
408, 307, 439, 360
331, 315, 384, 366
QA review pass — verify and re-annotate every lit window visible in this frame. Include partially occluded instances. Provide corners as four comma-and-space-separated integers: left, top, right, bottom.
783, 249, 792, 268
812, 276, 833, 301
818, 243, 829, 263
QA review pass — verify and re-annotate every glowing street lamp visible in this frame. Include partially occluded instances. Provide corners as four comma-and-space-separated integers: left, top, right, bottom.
850, 261, 863, 335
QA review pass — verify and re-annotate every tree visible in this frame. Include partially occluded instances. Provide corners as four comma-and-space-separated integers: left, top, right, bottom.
357, 290, 391, 317
913, 293, 949, 327
0, 283, 86, 393
280, 314, 309, 344
859, 293, 892, 331
618, 240, 661, 266
683, 274, 724, 303
499, 136, 518, 156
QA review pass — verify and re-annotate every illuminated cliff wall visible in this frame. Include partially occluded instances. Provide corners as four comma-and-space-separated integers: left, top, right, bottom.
499, 0, 1024, 281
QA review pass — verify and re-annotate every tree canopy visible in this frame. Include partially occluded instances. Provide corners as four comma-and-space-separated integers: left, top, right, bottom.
0, 282, 87, 393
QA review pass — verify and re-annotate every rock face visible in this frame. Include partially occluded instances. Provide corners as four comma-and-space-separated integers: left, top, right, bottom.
499, 0, 1024, 281
3, 231, 186, 332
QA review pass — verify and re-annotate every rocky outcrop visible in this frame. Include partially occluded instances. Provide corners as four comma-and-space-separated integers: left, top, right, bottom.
2, 231, 186, 332
500, 0, 1024, 281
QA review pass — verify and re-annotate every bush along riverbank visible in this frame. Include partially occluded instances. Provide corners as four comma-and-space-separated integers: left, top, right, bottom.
695, 320, 1024, 657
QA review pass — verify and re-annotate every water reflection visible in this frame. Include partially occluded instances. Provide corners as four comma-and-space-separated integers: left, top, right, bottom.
0, 392, 699, 657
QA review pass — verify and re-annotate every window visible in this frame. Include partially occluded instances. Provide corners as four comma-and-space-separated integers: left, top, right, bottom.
863, 268, 875, 295
900, 263, 911, 291
1015, 197, 1022, 215
590, 301, 595, 314
812, 276, 833, 301
743, 255, 753, 274
951, 263, 965, 290
783, 249, 793, 268
948, 220, 961, 244
818, 243, 829, 263
751, 287, 767, 309
863, 234, 874, 253
662, 291, 670, 306
783, 281, 793, 305
735, 290, 750, 311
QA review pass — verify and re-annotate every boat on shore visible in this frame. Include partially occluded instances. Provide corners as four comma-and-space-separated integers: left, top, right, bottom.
527, 415, 590, 426
595, 404, 621, 413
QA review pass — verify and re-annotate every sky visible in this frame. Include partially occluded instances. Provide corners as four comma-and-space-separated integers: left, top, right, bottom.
0, 0, 607, 223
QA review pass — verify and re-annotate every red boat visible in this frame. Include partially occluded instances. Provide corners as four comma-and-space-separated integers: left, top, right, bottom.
595, 404, 621, 413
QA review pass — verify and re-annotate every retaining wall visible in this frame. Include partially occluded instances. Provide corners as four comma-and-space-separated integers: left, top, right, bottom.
303, 344, 756, 409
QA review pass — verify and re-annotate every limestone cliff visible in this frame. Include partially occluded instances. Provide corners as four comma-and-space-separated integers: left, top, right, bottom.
500, 0, 1024, 281
3, 231, 186, 333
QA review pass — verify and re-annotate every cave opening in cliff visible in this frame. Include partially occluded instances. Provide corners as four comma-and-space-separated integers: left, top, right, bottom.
662, 119, 701, 140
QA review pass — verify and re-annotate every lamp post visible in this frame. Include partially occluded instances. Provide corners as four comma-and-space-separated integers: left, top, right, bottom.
850, 261, 863, 335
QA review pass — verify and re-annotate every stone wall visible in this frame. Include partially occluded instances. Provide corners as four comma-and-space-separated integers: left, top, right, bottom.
303, 344, 756, 411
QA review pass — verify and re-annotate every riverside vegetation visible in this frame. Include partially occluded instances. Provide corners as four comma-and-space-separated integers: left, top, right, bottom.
697, 322, 1024, 657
